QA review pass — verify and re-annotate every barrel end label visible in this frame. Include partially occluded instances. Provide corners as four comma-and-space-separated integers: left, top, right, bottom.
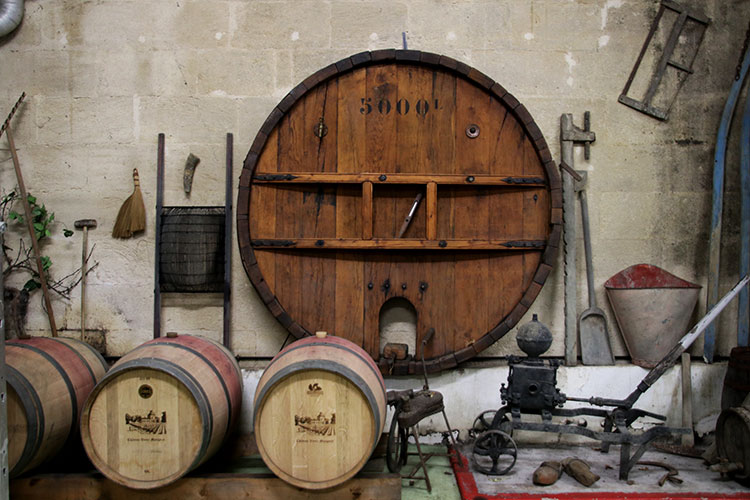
295, 412, 336, 439
125, 410, 167, 440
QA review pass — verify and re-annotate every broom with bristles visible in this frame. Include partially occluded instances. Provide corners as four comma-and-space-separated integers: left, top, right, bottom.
112, 168, 146, 238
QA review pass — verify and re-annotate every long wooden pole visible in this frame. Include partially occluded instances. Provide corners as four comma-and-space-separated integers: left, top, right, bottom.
5, 125, 58, 337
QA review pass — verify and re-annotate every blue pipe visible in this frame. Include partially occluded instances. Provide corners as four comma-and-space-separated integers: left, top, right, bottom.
705, 47, 750, 362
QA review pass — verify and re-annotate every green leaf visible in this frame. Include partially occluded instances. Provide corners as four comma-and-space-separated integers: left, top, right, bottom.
41, 256, 52, 271
48, 213, 55, 223
8, 211, 18, 220
23, 279, 40, 292
44, 229, 51, 237
26, 194, 36, 204
63, 229, 74, 237
33, 222, 44, 232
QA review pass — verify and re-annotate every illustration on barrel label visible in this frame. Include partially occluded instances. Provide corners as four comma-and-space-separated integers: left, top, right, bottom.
295, 412, 336, 436
125, 410, 167, 435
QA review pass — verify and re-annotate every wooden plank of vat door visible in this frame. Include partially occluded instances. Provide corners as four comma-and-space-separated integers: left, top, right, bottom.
252, 172, 547, 186
296, 84, 339, 334
361, 181, 373, 239
365, 64, 396, 173
395, 65, 424, 175
334, 68, 368, 345
9, 473, 402, 500
336, 185, 365, 345
387, 66, 424, 239
419, 256, 453, 362
318, 79, 338, 173
430, 68, 457, 175
451, 78, 493, 351
362, 259, 392, 358
426, 181, 437, 240
250, 129, 279, 294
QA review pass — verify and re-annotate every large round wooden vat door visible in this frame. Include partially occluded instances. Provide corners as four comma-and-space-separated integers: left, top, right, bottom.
238, 50, 561, 375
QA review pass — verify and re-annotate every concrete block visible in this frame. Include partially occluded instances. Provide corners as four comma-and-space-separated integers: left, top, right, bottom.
68, 49, 194, 98
597, 191, 660, 241
43, 1, 173, 49
330, 1, 407, 49
232, 1, 331, 50
472, 49, 574, 98
137, 96, 237, 144
183, 49, 276, 97
173, 1, 231, 48
34, 96, 72, 144
0, 50, 71, 99
71, 97, 134, 144
407, 0, 496, 50
520, 0, 603, 52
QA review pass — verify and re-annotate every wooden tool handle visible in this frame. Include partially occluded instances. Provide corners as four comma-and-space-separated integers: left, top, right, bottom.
132, 168, 140, 188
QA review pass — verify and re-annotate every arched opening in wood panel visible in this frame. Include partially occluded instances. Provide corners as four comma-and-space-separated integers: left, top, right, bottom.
379, 297, 417, 359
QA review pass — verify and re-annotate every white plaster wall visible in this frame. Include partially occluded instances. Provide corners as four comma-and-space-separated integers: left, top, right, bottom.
0, 0, 748, 438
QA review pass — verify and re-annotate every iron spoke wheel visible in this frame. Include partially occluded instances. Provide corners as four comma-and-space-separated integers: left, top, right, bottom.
471, 430, 518, 476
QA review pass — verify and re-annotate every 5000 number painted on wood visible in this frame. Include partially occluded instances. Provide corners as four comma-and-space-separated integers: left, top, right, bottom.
80, 333, 243, 490
238, 50, 562, 375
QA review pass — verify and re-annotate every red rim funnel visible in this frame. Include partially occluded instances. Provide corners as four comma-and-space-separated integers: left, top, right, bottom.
605, 264, 701, 368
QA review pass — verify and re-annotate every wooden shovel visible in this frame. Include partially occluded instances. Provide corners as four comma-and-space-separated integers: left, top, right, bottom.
578, 185, 614, 365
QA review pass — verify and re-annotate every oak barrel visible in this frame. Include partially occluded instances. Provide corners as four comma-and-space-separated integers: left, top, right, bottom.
6, 336, 108, 477
254, 332, 387, 489
716, 401, 750, 481
80, 333, 242, 489
238, 50, 561, 375
722, 347, 750, 410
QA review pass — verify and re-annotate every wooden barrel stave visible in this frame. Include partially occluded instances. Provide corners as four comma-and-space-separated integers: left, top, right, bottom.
254, 334, 386, 489
80, 334, 242, 490
6, 337, 107, 477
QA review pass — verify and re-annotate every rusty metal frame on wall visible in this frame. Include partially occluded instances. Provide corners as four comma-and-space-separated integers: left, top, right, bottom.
154, 133, 233, 348
618, 0, 709, 121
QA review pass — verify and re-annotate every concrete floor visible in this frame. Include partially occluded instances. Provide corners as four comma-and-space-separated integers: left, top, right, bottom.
397, 441, 750, 499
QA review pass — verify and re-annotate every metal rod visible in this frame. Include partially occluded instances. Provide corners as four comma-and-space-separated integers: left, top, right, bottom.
224, 133, 233, 349
397, 192, 422, 238
5, 125, 57, 337
0, 218, 8, 499
561, 114, 578, 366
154, 133, 165, 339
80, 227, 88, 338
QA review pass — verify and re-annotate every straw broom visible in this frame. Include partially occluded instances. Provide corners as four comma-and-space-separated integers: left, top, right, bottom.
112, 168, 146, 238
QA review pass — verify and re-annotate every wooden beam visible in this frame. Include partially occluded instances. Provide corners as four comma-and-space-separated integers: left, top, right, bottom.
253, 172, 546, 187
251, 238, 546, 251
10, 472, 401, 500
